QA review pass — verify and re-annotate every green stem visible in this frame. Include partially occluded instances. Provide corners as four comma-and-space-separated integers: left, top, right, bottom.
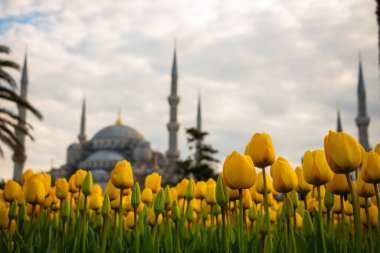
134, 208, 139, 253
346, 173, 361, 253
81, 195, 88, 253
238, 189, 244, 253
340, 195, 347, 253
101, 214, 108, 253
365, 199, 373, 253
317, 186, 327, 253
374, 184, 380, 234
262, 167, 273, 253
119, 189, 123, 239
221, 207, 229, 253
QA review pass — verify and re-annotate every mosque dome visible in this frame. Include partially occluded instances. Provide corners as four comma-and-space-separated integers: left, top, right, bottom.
92, 124, 144, 141
79, 150, 125, 170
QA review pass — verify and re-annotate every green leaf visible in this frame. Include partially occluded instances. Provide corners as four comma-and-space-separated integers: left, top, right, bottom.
294, 232, 307, 253
110, 237, 123, 253
141, 228, 154, 253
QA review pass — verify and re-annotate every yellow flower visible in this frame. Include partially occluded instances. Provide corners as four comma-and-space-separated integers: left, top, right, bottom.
125, 211, 135, 229
41, 173, 52, 197
0, 203, 9, 229
190, 199, 201, 213
361, 151, 380, 184
21, 169, 34, 185
324, 131, 363, 174
255, 171, 273, 194
243, 189, 253, 210
141, 188, 153, 204
24, 175, 46, 205
295, 212, 303, 230
205, 183, 216, 205
68, 175, 78, 193
145, 172, 162, 193
374, 143, 380, 156
295, 166, 312, 194
369, 204, 378, 228
75, 169, 88, 188
111, 160, 134, 189
176, 178, 189, 199
55, 178, 69, 200
270, 157, 298, 193
223, 151, 257, 189
245, 133, 276, 168
89, 194, 103, 211
195, 181, 207, 199
228, 188, 239, 200
91, 184, 103, 195
331, 195, 343, 214
250, 186, 263, 203
303, 149, 333, 186
148, 208, 162, 226
3, 180, 22, 203
105, 181, 119, 201
356, 172, 375, 198
326, 173, 349, 195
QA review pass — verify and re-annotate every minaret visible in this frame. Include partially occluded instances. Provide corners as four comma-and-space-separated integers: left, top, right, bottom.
336, 107, 343, 132
166, 46, 180, 172
13, 52, 29, 181
78, 99, 86, 144
355, 56, 371, 151
195, 93, 202, 165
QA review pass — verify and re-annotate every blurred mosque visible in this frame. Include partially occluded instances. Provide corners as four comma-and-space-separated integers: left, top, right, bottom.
13, 47, 372, 186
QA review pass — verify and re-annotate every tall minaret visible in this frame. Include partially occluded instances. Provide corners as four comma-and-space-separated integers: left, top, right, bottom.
78, 99, 86, 144
355, 56, 371, 151
13, 52, 29, 181
166, 46, 180, 171
195, 93, 202, 165
336, 107, 343, 132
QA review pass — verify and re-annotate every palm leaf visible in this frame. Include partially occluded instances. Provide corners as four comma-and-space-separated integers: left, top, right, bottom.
0, 60, 20, 70
0, 108, 33, 129
0, 45, 10, 54
0, 69, 17, 88
0, 116, 34, 141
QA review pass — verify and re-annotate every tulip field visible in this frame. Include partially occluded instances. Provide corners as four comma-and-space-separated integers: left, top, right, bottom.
1, 131, 380, 253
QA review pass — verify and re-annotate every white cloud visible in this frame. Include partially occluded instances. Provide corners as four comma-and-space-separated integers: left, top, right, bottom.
0, 0, 379, 180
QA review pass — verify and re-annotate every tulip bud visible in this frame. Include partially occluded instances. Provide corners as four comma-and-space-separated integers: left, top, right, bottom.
52, 213, 59, 231
205, 183, 216, 205
4, 180, 22, 203
89, 194, 103, 211
216, 174, 229, 207
24, 175, 46, 205
186, 205, 194, 223
125, 211, 135, 229
164, 185, 171, 208
142, 188, 153, 204
195, 181, 207, 199
19, 204, 27, 223
302, 211, 314, 238
111, 160, 134, 189
75, 169, 87, 188
55, 178, 69, 200
154, 189, 165, 215
324, 190, 334, 211
131, 182, 141, 210
172, 201, 180, 222
270, 157, 298, 193
145, 172, 162, 193
185, 178, 195, 201
82, 171, 93, 196
245, 132, 276, 168
102, 195, 111, 218
248, 204, 257, 221
9, 201, 17, 220
303, 150, 333, 186
61, 198, 70, 220
291, 190, 299, 210
223, 151, 256, 189
212, 204, 221, 216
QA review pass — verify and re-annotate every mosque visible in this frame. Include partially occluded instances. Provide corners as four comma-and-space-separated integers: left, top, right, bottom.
13, 47, 372, 186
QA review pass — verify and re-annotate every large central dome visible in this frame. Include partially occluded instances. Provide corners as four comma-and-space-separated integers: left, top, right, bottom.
92, 124, 144, 141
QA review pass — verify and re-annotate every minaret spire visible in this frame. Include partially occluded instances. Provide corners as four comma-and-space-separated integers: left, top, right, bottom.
355, 55, 371, 151
336, 105, 343, 132
13, 51, 29, 181
78, 98, 86, 144
166, 44, 180, 173
195, 92, 202, 165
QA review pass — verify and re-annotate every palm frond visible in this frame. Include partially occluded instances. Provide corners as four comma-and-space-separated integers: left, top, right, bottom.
0, 60, 20, 71
0, 108, 33, 129
0, 69, 17, 88
0, 116, 35, 141
0, 45, 10, 54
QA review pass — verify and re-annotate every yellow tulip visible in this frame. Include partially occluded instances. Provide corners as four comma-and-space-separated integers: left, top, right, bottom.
228, 188, 239, 200
295, 212, 303, 230
141, 188, 153, 204
255, 171, 273, 194
190, 199, 201, 213
176, 178, 188, 199
250, 186, 263, 203
111, 160, 134, 189
344, 200, 354, 216
41, 173, 52, 197
245, 133, 275, 168
270, 157, 298, 193
148, 208, 162, 226
205, 183, 216, 205
170, 187, 178, 204
295, 166, 312, 194
3, 180, 22, 203
369, 204, 378, 228
125, 211, 135, 229
89, 194, 103, 211
145, 172, 162, 193
374, 143, 380, 156
105, 181, 119, 201
55, 178, 68, 200
195, 181, 207, 199
324, 130, 363, 174
361, 151, 380, 184
223, 151, 256, 189
75, 169, 87, 188
359, 197, 371, 208
331, 195, 343, 214
326, 173, 349, 195
0, 203, 9, 228
68, 175, 78, 193
243, 189, 253, 210
303, 149, 333, 186
91, 184, 103, 195
357, 172, 375, 198
21, 169, 34, 185
24, 176, 45, 205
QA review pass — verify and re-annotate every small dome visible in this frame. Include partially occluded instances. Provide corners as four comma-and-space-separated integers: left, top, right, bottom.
85, 150, 125, 162
68, 143, 81, 150
92, 124, 144, 141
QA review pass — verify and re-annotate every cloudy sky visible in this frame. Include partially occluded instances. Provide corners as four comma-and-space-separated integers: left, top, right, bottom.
0, 0, 379, 180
